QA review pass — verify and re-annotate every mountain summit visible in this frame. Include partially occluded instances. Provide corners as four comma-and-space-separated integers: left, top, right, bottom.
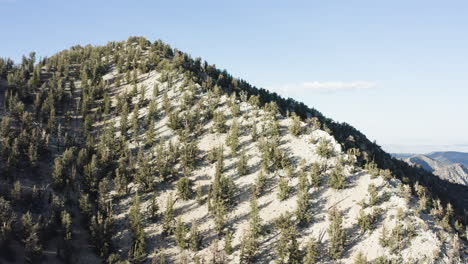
0, 37, 466, 263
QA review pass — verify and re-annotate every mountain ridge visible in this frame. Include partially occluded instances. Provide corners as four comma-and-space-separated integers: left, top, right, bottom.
0, 36, 466, 263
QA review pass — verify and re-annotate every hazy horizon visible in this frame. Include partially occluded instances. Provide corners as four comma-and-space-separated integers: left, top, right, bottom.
1, 0, 467, 153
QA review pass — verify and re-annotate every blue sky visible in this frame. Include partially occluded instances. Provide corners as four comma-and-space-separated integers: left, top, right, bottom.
1, 0, 467, 153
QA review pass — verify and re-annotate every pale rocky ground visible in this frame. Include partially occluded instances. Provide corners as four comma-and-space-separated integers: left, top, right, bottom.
100, 68, 466, 263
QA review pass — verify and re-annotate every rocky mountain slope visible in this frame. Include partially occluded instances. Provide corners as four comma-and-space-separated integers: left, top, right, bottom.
0, 37, 466, 263
395, 153, 468, 186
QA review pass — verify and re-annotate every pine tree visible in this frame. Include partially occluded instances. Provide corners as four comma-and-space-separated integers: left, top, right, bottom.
316, 139, 332, 158
275, 213, 301, 264
354, 251, 368, 264
303, 237, 319, 264
189, 220, 201, 251
328, 164, 345, 190
176, 177, 193, 200
129, 193, 145, 259
277, 177, 290, 201
175, 217, 187, 249
310, 162, 322, 188
289, 113, 301, 136
237, 148, 248, 176
60, 210, 73, 259
226, 119, 240, 154
24, 224, 43, 263
328, 207, 347, 260
196, 185, 204, 205
250, 193, 262, 237
120, 102, 129, 137
224, 230, 233, 255
239, 228, 257, 264
132, 103, 140, 139
0, 197, 14, 245
213, 111, 226, 133
136, 150, 153, 191
145, 119, 156, 146
253, 169, 267, 197
296, 187, 312, 226
163, 194, 175, 235
368, 184, 378, 206
153, 83, 159, 98
251, 122, 259, 141
148, 196, 159, 221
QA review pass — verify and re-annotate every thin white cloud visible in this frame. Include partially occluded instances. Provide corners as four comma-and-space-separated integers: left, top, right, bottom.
268, 81, 378, 95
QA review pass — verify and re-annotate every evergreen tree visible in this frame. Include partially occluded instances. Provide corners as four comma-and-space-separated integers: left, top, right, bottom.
226, 119, 240, 154
275, 213, 301, 264
196, 185, 204, 205
224, 229, 233, 255
176, 177, 193, 200
327, 207, 347, 260
213, 111, 226, 133
253, 169, 267, 197
249, 193, 262, 237
129, 193, 145, 259
163, 194, 175, 235
296, 187, 312, 226
239, 228, 257, 264
120, 103, 129, 137
303, 237, 319, 264
354, 251, 368, 264
237, 148, 248, 176
148, 196, 159, 221
368, 184, 378, 206
145, 119, 156, 146
289, 113, 301, 136
175, 217, 187, 249
277, 177, 290, 201
316, 139, 332, 158
328, 164, 345, 190
189, 220, 202, 251
310, 162, 322, 188
0, 197, 14, 245
24, 224, 43, 263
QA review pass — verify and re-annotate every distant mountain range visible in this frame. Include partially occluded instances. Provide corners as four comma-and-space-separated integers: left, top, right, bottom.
392, 151, 468, 186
